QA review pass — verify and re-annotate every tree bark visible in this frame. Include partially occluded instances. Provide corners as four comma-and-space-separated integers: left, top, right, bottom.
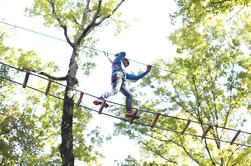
59, 49, 79, 166
60, 93, 74, 166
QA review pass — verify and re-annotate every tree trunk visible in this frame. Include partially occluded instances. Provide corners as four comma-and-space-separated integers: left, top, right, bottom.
60, 94, 74, 165
59, 49, 78, 166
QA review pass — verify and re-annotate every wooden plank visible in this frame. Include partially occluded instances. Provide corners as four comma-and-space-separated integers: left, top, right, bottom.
151, 113, 161, 128
98, 100, 107, 114
130, 109, 139, 124
181, 119, 191, 135
201, 121, 213, 139
45, 80, 52, 96
230, 130, 241, 145
77, 92, 84, 107
22, 70, 30, 88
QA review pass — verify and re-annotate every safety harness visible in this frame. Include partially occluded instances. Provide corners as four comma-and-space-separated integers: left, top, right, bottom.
103, 52, 126, 76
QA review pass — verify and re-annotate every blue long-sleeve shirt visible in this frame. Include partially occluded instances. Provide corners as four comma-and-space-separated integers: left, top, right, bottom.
126, 71, 148, 80
112, 52, 148, 80
112, 52, 126, 76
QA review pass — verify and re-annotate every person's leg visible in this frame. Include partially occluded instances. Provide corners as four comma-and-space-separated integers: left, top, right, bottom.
100, 75, 122, 99
120, 81, 133, 112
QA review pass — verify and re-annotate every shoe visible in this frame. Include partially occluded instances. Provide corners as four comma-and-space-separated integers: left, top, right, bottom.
125, 110, 140, 119
93, 99, 109, 108
125, 111, 133, 118
93, 99, 101, 105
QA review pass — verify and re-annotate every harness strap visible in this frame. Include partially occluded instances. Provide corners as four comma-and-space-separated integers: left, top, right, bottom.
104, 52, 126, 76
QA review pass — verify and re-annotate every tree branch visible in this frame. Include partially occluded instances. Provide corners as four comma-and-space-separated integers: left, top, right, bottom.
0, 156, 5, 166
226, 145, 243, 166
227, 5, 245, 22
203, 138, 217, 166
191, 76, 204, 121
75, 0, 91, 40
179, 137, 201, 165
40, 72, 67, 81
72, 15, 80, 27
75, 0, 102, 45
205, 68, 220, 126
210, 0, 231, 4
223, 64, 235, 131
75, 0, 125, 45
145, 133, 201, 165
140, 140, 177, 164
81, 0, 91, 27
171, 96, 197, 120
48, 0, 74, 47
94, 0, 125, 26
177, 83, 198, 114
0, 127, 11, 136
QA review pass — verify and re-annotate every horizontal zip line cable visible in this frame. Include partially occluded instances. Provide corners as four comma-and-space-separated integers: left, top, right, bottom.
0, 20, 114, 56
2, 20, 250, 93
0, 20, 181, 76
0, 74, 250, 147
0, 20, 158, 69
0, 20, 147, 65
0, 21, 215, 75
1, 61, 251, 137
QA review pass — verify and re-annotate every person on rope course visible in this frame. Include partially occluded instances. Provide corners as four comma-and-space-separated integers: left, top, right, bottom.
94, 51, 152, 119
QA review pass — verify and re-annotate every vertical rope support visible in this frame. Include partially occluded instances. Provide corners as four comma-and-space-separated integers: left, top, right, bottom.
77, 92, 84, 107
151, 113, 160, 128
130, 108, 139, 124
181, 119, 191, 135
201, 121, 213, 139
230, 130, 241, 145
98, 100, 107, 114
22, 70, 30, 88
45, 79, 52, 96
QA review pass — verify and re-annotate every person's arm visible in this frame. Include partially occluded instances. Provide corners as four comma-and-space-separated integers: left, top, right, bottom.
126, 71, 148, 80
126, 65, 152, 80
